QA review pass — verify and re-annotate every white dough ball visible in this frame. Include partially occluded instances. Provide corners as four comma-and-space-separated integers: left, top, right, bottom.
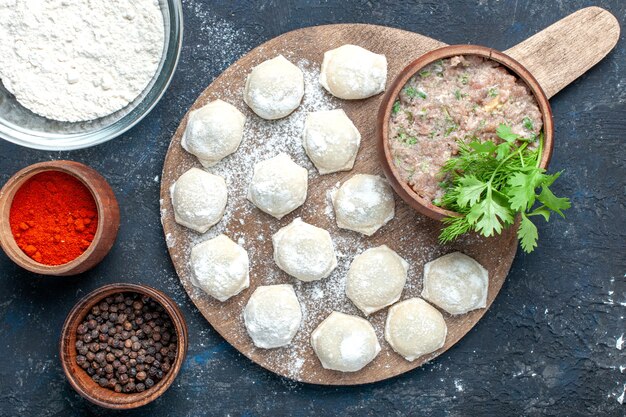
272, 218, 337, 282
244, 284, 303, 349
421, 252, 489, 315
332, 174, 395, 236
302, 109, 361, 174
181, 99, 246, 167
319, 44, 387, 100
171, 168, 227, 233
385, 298, 447, 361
190, 234, 249, 302
311, 311, 380, 372
244, 55, 304, 120
346, 245, 408, 315
247, 153, 308, 219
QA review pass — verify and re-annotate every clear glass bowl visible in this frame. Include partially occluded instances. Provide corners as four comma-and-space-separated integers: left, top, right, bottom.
0, 0, 183, 151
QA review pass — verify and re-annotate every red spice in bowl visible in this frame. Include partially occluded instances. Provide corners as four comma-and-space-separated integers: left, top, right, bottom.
0, 160, 119, 276
9, 171, 99, 265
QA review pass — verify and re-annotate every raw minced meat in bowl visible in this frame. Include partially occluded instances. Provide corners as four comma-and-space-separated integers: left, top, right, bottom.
377, 45, 554, 220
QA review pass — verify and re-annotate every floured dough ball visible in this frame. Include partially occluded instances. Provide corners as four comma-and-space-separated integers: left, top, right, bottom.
346, 245, 408, 315
272, 218, 337, 282
320, 44, 387, 100
311, 311, 380, 372
302, 109, 361, 174
171, 168, 227, 233
422, 252, 489, 315
385, 298, 447, 361
190, 234, 249, 302
244, 284, 302, 349
244, 55, 304, 120
181, 99, 245, 167
332, 174, 395, 236
247, 153, 308, 219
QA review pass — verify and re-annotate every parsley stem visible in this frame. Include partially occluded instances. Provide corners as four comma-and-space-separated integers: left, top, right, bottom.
535, 135, 544, 168
488, 142, 529, 186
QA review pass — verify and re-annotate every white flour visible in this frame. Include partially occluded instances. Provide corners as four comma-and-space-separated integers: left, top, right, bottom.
0, 0, 164, 122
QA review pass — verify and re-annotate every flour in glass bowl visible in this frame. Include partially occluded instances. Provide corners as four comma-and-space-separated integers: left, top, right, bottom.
0, 0, 164, 122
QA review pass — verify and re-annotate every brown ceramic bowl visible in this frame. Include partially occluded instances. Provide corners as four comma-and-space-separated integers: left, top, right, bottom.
377, 45, 554, 220
0, 160, 120, 275
60, 283, 188, 409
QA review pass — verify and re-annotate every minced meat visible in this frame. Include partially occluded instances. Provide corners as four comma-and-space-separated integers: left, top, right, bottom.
388, 55, 543, 202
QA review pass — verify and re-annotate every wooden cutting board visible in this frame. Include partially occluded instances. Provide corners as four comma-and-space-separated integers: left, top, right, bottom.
160, 7, 619, 385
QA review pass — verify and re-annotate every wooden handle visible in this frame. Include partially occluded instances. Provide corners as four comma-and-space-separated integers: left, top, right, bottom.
505, 6, 620, 98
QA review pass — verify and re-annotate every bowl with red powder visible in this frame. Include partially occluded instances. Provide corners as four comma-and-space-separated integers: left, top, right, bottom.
0, 160, 120, 275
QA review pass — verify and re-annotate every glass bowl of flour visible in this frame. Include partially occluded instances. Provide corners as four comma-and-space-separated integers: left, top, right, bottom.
0, 0, 183, 151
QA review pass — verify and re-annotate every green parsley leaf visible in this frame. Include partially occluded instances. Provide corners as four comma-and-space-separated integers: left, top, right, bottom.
406, 136, 418, 146
495, 142, 512, 160
460, 73, 470, 85
507, 170, 543, 211
419, 70, 431, 78
454, 89, 463, 100
538, 186, 571, 217
487, 87, 499, 97
467, 192, 514, 237
469, 141, 496, 154
528, 206, 551, 221
404, 87, 417, 97
496, 124, 520, 143
456, 176, 487, 208
518, 213, 539, 253
417, 90, 427, 99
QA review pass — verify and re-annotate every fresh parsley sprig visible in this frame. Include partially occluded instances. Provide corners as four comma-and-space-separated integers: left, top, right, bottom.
437, 124, 570, 253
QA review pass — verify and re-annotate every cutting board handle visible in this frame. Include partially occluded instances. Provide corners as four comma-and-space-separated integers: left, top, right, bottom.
505, 6, 620, 99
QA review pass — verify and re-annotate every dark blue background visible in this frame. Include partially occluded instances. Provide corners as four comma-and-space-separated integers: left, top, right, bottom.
1, 1, 624, 416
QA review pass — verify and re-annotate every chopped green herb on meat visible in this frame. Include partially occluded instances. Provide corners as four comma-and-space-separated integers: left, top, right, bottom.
419, 70, 431, 78
522, 116, 534, 131
487, 87, 499, 97
404, 86, 417, 98
460, 73, 470, 85
454, 89, 464, 100
392, 100, 401, 114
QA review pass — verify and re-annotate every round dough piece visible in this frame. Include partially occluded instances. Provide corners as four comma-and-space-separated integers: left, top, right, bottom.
243, 55, 304, 120
346, 245, 408, 315
171, 168, 227, 233
332, 174, 395, 236
311, 312, 380, 372
302, 109, 361, 174
181, 99, 246, 167
385, 298, 447, 361
421, 252, 489, 315
190, 234, 249, 302
272, 218, 337, 282
319, 44, 387, 100
244, 284, 302, 349
247, 153, 308, 219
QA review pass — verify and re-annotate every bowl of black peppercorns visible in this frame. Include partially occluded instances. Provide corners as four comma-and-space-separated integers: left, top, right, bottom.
60, 283, 188, 409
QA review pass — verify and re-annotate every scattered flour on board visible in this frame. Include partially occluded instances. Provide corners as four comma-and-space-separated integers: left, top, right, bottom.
161, 52, 503, 380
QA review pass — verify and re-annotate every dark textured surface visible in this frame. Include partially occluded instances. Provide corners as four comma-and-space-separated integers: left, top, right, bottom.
0, 0, 624, 415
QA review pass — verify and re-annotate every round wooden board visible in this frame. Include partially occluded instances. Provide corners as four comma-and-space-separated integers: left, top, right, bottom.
160, 24, 519, 385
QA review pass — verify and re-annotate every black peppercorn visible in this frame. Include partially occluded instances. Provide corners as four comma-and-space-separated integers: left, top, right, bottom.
74, 292, 177, 394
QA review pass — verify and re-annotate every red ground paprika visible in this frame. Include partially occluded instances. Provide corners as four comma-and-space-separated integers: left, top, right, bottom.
9, 170, 99, 266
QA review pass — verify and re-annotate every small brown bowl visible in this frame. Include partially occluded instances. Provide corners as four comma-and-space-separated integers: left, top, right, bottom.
0, 160, 120, 275
60, 283, 188, 409
377, 45, 554, 220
